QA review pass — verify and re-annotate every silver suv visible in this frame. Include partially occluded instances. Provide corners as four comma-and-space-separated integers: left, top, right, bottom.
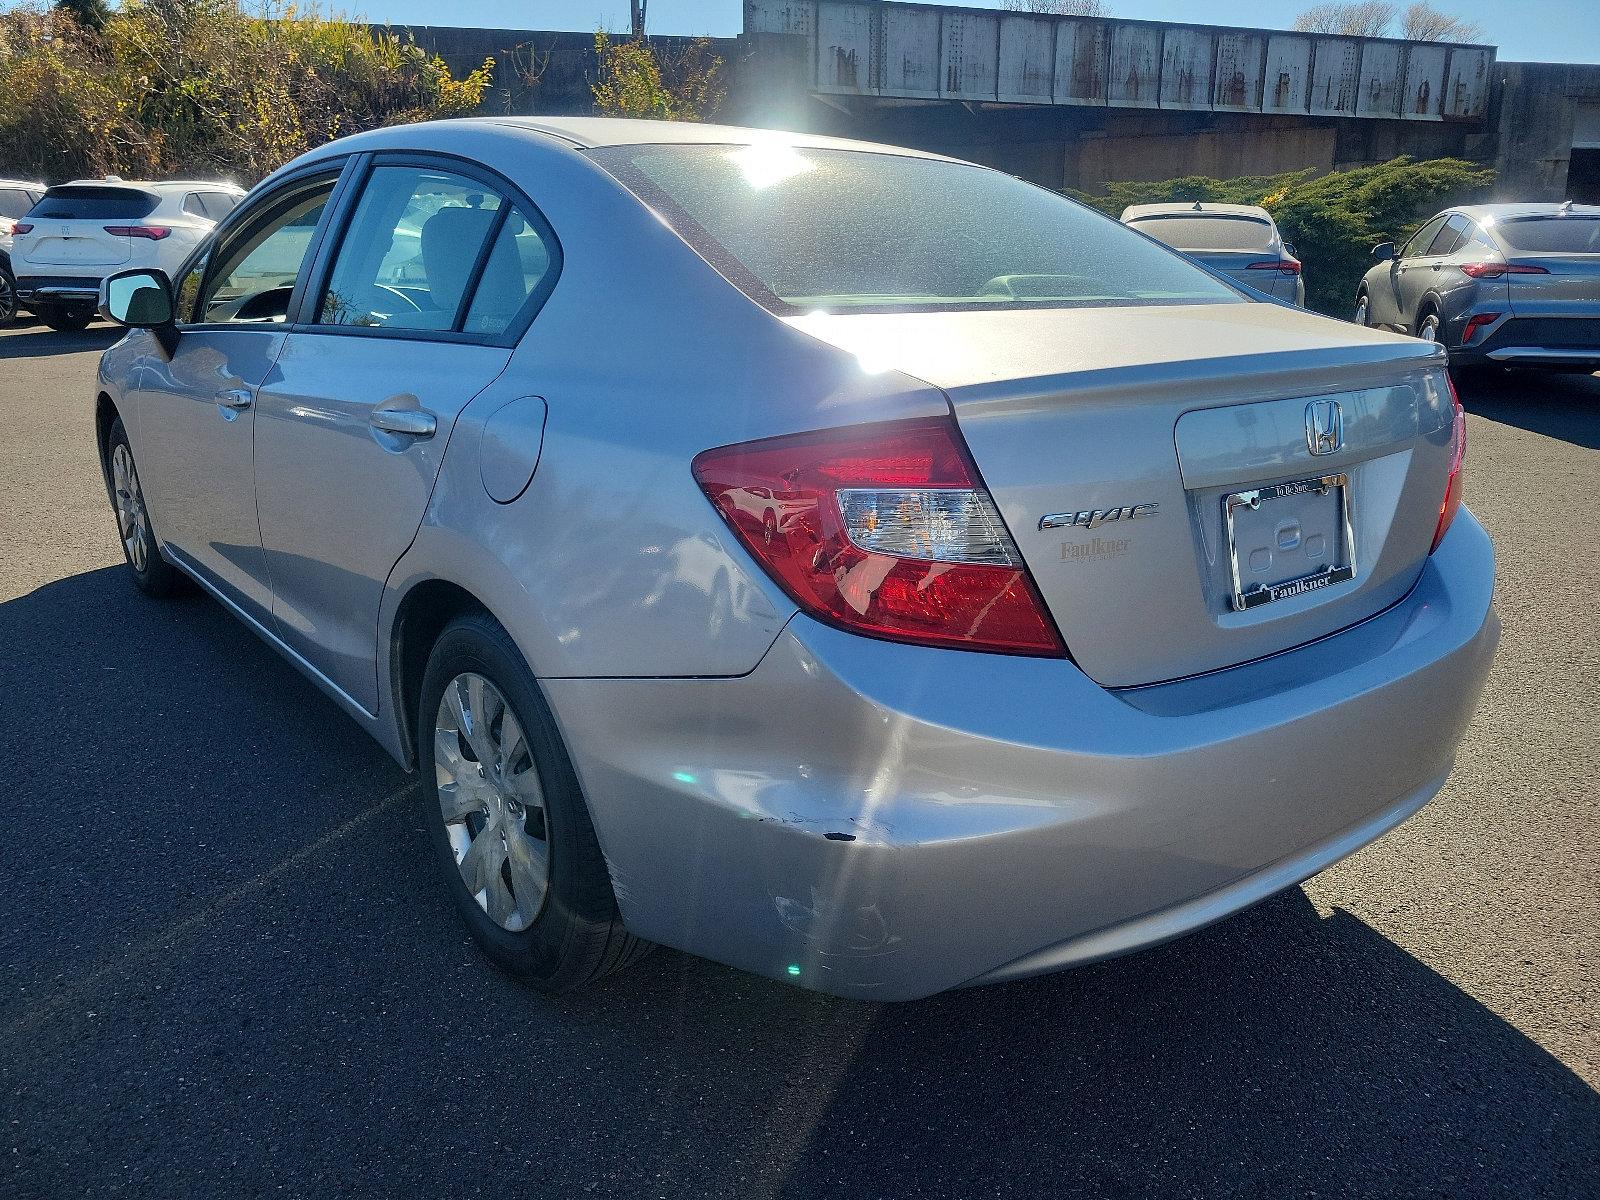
94, 119, 1497, 1000
1355, 202, 1600, 374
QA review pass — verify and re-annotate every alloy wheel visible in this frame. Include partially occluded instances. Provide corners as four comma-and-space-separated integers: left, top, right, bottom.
1354, 296, 1369, 326
434, 672, 550, 932
0, 272, 16, 324
111, 443, 150, 572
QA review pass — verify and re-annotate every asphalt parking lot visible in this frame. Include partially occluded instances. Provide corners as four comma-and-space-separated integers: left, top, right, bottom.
1, 317, 1596, 1198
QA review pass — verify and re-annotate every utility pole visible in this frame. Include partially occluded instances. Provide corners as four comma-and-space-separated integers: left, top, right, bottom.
631, 0, 647, 38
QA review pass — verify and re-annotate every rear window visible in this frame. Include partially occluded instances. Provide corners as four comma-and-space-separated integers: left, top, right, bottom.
1491, 216, 1600, 254
29, 186, 159, 221
1127, 214, 1276, 252
589, 144, 1240, 313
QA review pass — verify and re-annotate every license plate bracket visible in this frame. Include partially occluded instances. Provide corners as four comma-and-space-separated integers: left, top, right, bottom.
1224, 473, 1355, 612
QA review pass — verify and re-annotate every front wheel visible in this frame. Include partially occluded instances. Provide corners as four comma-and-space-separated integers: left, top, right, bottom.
39, 303, 93, 332
107, 418, 186, 597
418, 612, 651, 991
1353, 292, 1369, 327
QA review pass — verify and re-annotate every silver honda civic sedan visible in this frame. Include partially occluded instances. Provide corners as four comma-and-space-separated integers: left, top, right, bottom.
93, 118, 1498, 1000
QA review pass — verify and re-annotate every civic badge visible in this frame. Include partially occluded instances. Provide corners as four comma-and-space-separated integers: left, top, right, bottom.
1305, 400, 1343, 456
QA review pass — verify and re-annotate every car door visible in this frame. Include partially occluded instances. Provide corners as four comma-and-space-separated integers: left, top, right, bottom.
1397, 214, 1469, 331
130, 168, 345, 627
1372, 213, 1447, 328
253, 155, 559, 713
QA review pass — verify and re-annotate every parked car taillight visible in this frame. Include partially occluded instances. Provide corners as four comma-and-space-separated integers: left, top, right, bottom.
10, 222, 32, 235
692, 417, 1065, 656
1431, 376, 1466, 554
104, 225, 171, 240
1460, 262, 1548, 279
1461, 313, 1501, 343
1247, 259, 1301, 276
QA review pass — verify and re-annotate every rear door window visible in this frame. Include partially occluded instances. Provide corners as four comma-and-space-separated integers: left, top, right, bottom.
1427, 214, 1472, 256
182, 193, 208, 218
29, 186, 159, 221
0, 188, 35, 219
202, 192, 240, 220
314, 163, 558, 336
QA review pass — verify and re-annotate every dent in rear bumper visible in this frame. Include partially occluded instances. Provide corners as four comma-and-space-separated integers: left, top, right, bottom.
543, 512, 1498, 1001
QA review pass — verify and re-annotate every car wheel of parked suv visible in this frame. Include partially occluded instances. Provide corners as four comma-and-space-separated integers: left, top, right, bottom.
39, 303, 93, 332
0, 267, 16, 324
418, 612, 651, 991
107, 418, 186, 597
1416, 311, 1441, 342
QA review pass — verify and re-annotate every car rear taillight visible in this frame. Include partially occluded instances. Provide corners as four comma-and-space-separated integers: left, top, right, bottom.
10, 222, 32, 235
1460, 262, 1548, 279
104, 225, 171, 240
1461, 313, 1500, 343
1431, 376, 1466, 554
1246, 259, 1301, 276
692, 417, 1065, 657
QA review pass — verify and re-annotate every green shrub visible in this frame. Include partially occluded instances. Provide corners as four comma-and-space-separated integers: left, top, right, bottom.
0, 1, 493, 183
1069, 157, 1495, 315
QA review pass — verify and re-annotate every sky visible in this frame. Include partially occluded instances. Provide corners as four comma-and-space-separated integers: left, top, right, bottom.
362, 0, 1600, 65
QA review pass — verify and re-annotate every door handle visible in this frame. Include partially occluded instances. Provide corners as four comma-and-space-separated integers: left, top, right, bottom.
370, 406, 437, 438
216, 387, 253, 410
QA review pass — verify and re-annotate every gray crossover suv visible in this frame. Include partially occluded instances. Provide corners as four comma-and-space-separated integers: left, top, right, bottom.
1355, 202, 1600, 373
93, 119, 1498, 1000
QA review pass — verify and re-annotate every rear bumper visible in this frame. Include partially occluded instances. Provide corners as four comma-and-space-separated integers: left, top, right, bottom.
544, 512, 1498, 1001
15, 275, 101, 305
1448, 313, 1600, 367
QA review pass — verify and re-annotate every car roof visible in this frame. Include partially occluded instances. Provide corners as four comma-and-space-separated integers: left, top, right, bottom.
1450, 202, 1600, 221
1121, 202, 1274, 221
0, 178, 45, 190
491, 116, 959, 161
55, 179, 244, 192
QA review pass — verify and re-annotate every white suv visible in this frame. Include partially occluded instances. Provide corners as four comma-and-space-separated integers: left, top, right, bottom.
0, 178, 47, 323
11, 178, 244, 330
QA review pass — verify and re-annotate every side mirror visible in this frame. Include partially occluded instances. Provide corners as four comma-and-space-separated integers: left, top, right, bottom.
100, 268, 175, 328
1372, 242, 1396, 263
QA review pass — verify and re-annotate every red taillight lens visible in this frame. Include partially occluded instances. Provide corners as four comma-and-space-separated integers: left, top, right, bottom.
692, 417, 1065, 657
1460, 262, 1548, 279
1461, 313, 1500, 343
1247, 259, 1301, 276
104, 225, 171, 240
1431, 376, 1466, 554
10, 222, 32, 235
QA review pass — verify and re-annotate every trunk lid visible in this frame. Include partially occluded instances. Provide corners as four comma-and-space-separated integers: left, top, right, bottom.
1189, 250, 1298, 302
24, 221, 133, 267
1505, 254, 1600, 311
788, 302, 1455, 687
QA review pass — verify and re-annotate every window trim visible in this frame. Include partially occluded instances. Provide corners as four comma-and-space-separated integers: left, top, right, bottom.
172, 157, 354, 331
290, 150, 563, 349
1402, 214, 1450, 260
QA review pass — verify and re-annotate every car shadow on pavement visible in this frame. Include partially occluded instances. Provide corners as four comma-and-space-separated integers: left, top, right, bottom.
0, 323, 121, 359
1457, 369, 1600, 451
3, 566, 1595, 1197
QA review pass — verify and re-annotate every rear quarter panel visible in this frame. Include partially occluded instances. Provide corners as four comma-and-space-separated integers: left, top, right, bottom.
379, 128, 949, 688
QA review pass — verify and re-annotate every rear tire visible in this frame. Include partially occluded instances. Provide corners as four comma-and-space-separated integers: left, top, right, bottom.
417, 612, 651, 991
0, 267, 17, 324
106, 417, 186, 597
40, 303, 93, 332
1416, 311, 1441, 343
